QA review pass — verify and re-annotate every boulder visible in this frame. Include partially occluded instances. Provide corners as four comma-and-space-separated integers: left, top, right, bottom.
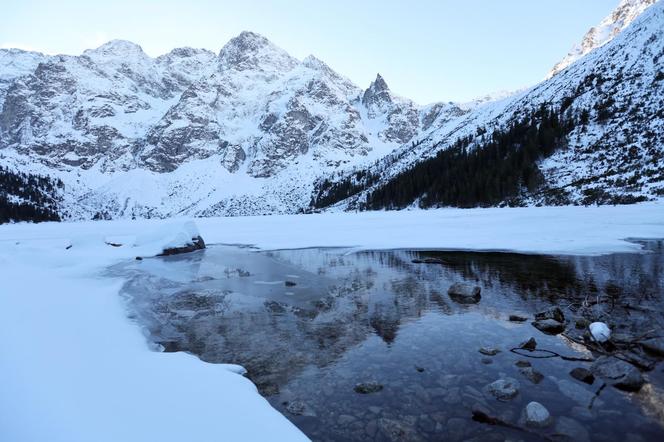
590, 356, 644, 392
448, 283, 481, 304
159, 235, 206, 256
532, 318, 566, 335
509, 314, 528, 322
485, 378, 520, 401
524, 401, 552, 428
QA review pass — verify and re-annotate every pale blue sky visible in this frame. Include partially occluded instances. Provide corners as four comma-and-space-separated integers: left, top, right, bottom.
1, 0, 619, 103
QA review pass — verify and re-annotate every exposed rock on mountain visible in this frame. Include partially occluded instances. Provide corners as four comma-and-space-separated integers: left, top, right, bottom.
548, 0, 658, 78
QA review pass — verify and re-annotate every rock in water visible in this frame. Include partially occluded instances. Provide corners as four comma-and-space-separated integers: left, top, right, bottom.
555, 416, 590, 442
591, 356, 645, 392
569, 367, 595, 384
519, 337, 537, 350
485, 378, 520, 401
448, 283, 481, 304
589, 322, 611, 343
520, 367, 544, 384
532, 319, 566, 335
641, 337, 664, 356
535, 307, 565, 323
159, 234, 206, 256
524, 401, 552, 428
479, 346, 501, 356
509, 314, 528, 322
354, 382, 384, 394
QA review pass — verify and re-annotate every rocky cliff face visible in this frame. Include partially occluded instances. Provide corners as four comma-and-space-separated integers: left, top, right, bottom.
0, 32, 458, 179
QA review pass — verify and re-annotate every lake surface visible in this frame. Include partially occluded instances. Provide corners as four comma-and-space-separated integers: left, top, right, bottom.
110, 241, 664, 441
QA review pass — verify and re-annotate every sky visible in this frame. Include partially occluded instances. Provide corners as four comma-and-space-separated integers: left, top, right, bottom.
1, 0, 620, 103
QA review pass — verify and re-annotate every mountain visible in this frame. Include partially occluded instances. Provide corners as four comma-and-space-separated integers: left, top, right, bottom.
0, 32, 468, 219
548, 0, 658, 78
313, 0, 664, 210
0, 0, 662, 222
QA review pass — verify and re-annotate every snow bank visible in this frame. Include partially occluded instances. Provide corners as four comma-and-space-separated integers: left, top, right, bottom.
0, 219, 308, 442
0, 203, 663, 441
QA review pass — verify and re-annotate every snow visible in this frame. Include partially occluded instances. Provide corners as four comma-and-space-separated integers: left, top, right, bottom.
0, 204, 662, 440
0, 220, 309, 442
590, 322, 612, 343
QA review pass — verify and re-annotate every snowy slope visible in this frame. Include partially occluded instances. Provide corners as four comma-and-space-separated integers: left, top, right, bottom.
320, 0, 664, 210
548, 0, 658, 78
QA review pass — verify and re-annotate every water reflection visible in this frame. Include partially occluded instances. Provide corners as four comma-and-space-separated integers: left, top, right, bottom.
111, 241, 664, 441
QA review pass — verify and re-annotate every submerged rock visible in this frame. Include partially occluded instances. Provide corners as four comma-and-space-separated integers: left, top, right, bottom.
354, 382, 384, 394
485, 378, 520, 401
641, 337, 664, 356
284, 400, 316, 417
554, 378, 597, 407
555, 416, 590, 442
479, 346, 501, 356
509, 314, 528, 322
524, 401, 552, 428
284, 280, 297, 287
535, 306, 565, 323
515, 360, 532, 368
532, 319, 566, 335
570, 367, 595, 384
591, 356, 644, 392
448, 283, 481, 304
520, 367, 544, 384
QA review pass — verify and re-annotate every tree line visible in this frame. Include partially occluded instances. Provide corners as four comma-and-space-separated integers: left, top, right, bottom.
0, 166, 63, 223
363, 104, 577, 209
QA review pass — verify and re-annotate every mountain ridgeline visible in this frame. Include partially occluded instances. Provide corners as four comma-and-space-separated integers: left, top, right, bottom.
0, 0, 662, 222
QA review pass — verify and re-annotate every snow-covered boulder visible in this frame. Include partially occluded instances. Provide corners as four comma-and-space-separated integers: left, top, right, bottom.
524, 401, 552, 428
589, 322, 611, 343
157, 221, 206, 256
133, 220, 206, 256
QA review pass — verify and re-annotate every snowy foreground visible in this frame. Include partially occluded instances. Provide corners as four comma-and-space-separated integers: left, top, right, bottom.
1, 203, 663, 441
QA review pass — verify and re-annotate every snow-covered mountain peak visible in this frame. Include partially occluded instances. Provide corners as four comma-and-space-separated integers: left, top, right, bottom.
548, 0, 658, 78
362, 73, 392, 109
83, 39, 148, 61
218, 31, 298, 73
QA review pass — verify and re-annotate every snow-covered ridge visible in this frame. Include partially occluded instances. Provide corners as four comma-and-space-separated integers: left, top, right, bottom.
323, 0, 664, 209
547, 0, 659, 78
